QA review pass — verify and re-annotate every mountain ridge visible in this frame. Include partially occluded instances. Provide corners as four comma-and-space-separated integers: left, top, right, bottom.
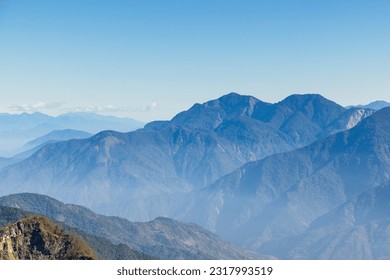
0, 193, 260, 260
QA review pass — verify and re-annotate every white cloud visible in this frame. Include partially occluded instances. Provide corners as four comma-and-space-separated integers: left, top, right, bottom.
8, 102, 65, 112
5, 101, 159, 115
144, 102, 158, 112
72, 102, 159, 113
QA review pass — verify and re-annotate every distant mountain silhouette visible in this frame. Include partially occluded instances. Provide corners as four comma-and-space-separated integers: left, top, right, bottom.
0, 112, 143, 156
10, 129, 93, 160
23, 129, 92, 149
349, 100, 390, 111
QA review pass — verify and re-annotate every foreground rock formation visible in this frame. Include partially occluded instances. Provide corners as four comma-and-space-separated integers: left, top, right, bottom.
0, 215, 97, 260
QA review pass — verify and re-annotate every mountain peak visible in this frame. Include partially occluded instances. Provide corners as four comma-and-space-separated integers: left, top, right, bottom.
168, 92, 270, 130
207, 92, 265, 114
215, 92, 260, 101
279, 93, 341, 108
216, 92, 253, 101
219, 92, 242, 98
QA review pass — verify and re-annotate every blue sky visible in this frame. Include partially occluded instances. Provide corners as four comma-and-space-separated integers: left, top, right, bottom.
0, 0, 389, 121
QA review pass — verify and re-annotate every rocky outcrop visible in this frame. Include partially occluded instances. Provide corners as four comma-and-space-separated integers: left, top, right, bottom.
0, 194, 259, 260
0, 215, 97, 260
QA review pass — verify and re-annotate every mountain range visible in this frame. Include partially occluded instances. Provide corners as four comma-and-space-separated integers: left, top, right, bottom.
0, 93, 375, 222
0, 92, 389, 259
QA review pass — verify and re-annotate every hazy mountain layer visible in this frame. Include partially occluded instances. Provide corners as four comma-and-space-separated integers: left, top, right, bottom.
0, 112, 143, 156
261, 181, 390, 259
0, 157, 21, 170
11, 129, 93, 160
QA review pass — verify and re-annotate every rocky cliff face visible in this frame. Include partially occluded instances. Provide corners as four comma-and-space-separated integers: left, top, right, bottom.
0, 215, 97, 260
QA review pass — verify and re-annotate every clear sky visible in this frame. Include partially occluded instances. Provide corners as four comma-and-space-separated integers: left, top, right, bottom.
0, 0, 389, 121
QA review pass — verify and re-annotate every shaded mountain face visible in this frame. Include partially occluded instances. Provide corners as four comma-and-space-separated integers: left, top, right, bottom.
0, 193, 259, 260
177, 107, 390, 257
0, 93, 373, 222
0, 215, 97, 260
259, 181, 390, 259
